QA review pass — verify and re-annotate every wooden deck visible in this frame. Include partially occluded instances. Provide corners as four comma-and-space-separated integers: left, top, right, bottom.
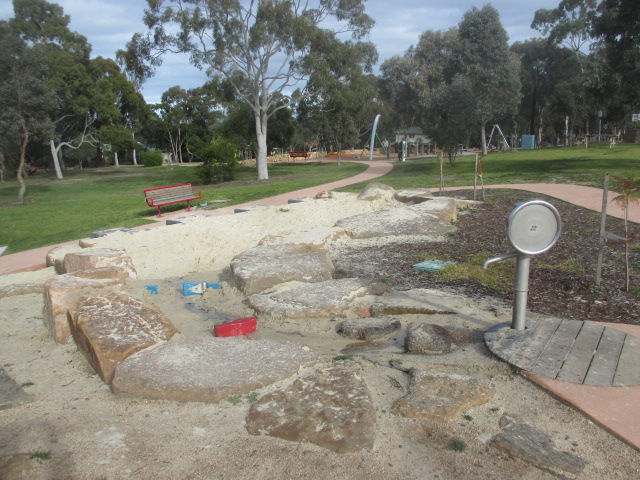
485, 318, 640, 387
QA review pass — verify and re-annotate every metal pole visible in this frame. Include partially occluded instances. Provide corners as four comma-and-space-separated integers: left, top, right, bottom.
511, 255, 531, 331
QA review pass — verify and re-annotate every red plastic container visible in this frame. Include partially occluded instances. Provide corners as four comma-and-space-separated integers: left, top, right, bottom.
214, 316, 258, 337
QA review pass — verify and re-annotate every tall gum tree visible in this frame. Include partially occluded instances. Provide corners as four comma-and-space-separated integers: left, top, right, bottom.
119, 0, 374, 180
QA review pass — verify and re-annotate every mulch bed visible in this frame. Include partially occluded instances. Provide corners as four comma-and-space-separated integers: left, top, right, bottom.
333, 189, 640, 325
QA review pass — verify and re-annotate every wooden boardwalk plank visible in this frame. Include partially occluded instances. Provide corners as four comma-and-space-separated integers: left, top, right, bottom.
613, 335, 640, 387
584, 328, 626, 387
498, 318, 562, 372
530, 319, 584, 378
556, 322, 604, 384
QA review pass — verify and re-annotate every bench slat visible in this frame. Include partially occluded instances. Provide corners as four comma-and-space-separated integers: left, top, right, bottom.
144, 183, 201, 216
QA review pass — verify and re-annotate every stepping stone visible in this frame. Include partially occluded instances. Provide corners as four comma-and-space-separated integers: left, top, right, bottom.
246, 363, 376, 453
63, 248, 137, 279
112, 337, 324, 403
69, 292, 179, 384
405, 323, 454, 355
248, 278, 390, 319
336, 317, 401, 341
89, 227, 137, 238
0, 368, 31, 410
43, 269, 127, 344
491, 414, 587, 475
335, 208, 456, 239
46, 245, 85, 274
392, 369, 494, 422
230, 243, 334, 295
370, 290, 456, 316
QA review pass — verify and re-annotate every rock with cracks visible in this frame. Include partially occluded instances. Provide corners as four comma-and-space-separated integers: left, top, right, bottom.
335, 208, 456, 239
404, 323, 454, 355
112, 337, 325, 403
230, 243, 334, 295
69, 292, 179, 384
245, 363, 376, 453
392, 370, 494, 422
62, 248, 137, 278
248, 278, 390, 319
337, 317, 401, 341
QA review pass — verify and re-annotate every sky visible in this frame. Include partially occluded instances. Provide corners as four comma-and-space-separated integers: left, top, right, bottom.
1, 0, 561, 104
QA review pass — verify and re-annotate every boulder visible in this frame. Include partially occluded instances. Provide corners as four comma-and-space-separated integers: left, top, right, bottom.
407, 197, 459, 222
46, 245, 84, 274
248, 278, 390, 319
246, 363, 376, 453
394, 188, 432, 204
404, 323, 454, 355
335, 208, 456, 239
68, 292, 179, 384
112, 337, 324, 403
392, 369, 494, 422
357, 182, 396, 201
43, 269, 126, 344
230, 243, 334, 295
337, 317, 401, 341
62, 248, 137, 279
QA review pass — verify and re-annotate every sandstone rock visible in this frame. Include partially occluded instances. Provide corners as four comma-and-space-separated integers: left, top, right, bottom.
246, 363, 376, 453
491, 414, 587, 475
257, 226, 347, 249
0, 266, 56, 289
69, 292, 179, 384
405, 323, 453, 355
248, 278, 390, 319
370, 291, 456, 316
0, 367, 31, 410
112, 337, 324, 403
43, 271, 126, 344
357, 182, 396, 201
63, 248, 137, 279
337, 317, 401, 341
407, 197, 459, 222
46, 244, 84, 274
335, 208, 456, 239
392, 370, 494, 422
230, 243, 334, 295
0, 283, 43, 299
315, 190, 334, 199
394, 188, 432, 204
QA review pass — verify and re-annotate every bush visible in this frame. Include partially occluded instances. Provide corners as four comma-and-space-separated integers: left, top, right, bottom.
140, 150, 164, 167
191, 138, 239, 184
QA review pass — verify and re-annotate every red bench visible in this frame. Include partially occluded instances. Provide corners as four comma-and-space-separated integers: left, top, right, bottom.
144, 183, 202, 217
289, 150, 309, 159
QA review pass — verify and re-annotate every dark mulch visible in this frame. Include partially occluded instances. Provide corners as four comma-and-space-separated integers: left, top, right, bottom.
333, 189, 640, 325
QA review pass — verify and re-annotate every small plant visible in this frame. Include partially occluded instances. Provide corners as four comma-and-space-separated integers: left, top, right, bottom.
390, 359, 403, 366
278, 208, 290, 212
333, 354, 354, 362
245, 392, 259, 403
30, 451, 51, 461
20, 382, 34, 388
379, 277, 389, 284
335, 268, 349, 275
611, 171, 640, 292
227, 394, 243, 405
447, 438, 467, 453
463, 415, 473, 422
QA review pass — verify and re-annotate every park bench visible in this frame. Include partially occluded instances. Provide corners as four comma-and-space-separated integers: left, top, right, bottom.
144, 183, 202, 217
289, 150, 309, 160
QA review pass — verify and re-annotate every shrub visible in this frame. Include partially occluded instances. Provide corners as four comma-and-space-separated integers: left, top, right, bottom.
141, 150, 164, 167
191, 138, 239, 184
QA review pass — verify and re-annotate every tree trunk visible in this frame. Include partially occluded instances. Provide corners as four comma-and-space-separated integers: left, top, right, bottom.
255, 110, 269, 180
0, 150, 5, 182
114, 151, 120, 167
481, 123, 488, 156
565, 115, 569, 146
49, 139, 64, 179
17, 129, 29, 203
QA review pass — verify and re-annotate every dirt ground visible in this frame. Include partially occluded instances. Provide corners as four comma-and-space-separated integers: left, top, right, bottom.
1, 189, 639, 479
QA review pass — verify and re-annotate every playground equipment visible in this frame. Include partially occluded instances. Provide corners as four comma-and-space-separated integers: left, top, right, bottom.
486, 124, 510, 150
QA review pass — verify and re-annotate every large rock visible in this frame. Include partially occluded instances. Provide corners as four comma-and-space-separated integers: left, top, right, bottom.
246, 363, 376, 453
370, 290, 456, 316
491, 414, 587, 475
337, 317, 401, 341
357, 182, 396, 201
335, 208, 456, 239
248, 278, 390, 319
230, 243, 334, 295
112, 337, 324, 403
63, 248, 137, 278
404, 323, 454, 355
407, 197, 460, 222
258, 226, 347, 249
68, 292, 179, 384
394, 188, 432, 204
392, 370, 494, 422
43, 269, 127, 343
46, 245, 84, 274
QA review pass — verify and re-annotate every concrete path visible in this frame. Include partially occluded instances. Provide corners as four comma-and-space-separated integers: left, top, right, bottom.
1, 159, 639, 451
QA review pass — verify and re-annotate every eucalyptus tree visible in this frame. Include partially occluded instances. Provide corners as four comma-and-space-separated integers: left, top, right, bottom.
446, 5, 521, 155
120, 0, 375, 180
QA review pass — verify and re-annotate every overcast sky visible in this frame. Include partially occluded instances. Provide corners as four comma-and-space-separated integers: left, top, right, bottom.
1, 0, 561, 104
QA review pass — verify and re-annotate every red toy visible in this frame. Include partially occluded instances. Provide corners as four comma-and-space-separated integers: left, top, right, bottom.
214, 317, 257, 337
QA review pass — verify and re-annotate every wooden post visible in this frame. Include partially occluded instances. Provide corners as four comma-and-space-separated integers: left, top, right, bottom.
595, 173, 609, 285
473, 153, 478, 200
438, 151, 444, 194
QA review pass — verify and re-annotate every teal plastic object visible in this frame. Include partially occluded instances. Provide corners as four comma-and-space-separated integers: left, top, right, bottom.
412, 260, 457, 272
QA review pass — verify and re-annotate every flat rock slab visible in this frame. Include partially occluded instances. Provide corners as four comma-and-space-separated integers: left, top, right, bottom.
491, 414, 587, 475
357, 182, 396, 201
405, 323, 454, 355
43, 270, 126, 344
258, 226, 347, 249
89, 227, 137, 238
230, 243, 334, 295
0, 283, 43, 299
112, 337, 325, 403
63, 248, 137, 278
46, 245, 85, 274
392, 370, 494, 422
370, 290, 457, 316
69, 292, 179, 384
335, 208, 456, 239
248, 278, 390, 319
245, 363, 376, 453
337, 317, 401, 341
0, 368, 31, 410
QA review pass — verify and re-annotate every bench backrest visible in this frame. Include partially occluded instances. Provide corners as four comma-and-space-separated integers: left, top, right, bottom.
144, 184, 195, 202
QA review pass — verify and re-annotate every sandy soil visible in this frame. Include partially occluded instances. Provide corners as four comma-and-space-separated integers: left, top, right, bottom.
1, 192, 639, 480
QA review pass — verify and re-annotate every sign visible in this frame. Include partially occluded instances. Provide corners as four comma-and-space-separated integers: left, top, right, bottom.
633, 114, 640, 122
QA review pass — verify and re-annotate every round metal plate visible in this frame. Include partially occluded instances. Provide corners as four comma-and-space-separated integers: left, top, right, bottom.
507, 200, 561, 255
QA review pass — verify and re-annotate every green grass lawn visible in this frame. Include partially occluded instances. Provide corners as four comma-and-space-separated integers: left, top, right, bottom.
0, 161, 368, 254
